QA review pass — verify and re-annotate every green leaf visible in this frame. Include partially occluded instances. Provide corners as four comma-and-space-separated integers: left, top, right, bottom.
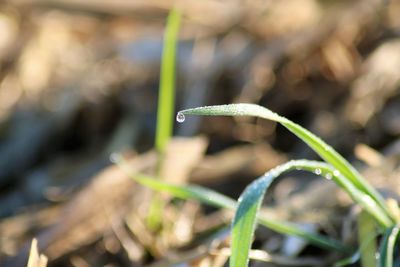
230, 160, 357, 267
150, 7, 182, 230
379, 226, 400, 267
178, 104, 394, 227
231, 174, 273, 267
357, 211, 378, 267
111, 154, 349, 253
156, 8, 182, 154
334, 251, 360, 267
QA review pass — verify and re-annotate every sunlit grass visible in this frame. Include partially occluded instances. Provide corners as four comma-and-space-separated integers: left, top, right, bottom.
155, 8, 181, 154
379, 226, 400, 267
148, 7, 182, 230
178, 104, 393, 227
178, 103, 397, 267
120, 10, 398, 265
112, 154, 349, 253
357, 211, 378, 267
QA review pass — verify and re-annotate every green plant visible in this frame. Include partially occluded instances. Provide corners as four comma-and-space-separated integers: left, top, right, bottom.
147, 7, 181, 229
379, 226, 400, 267
357, 211, 378, 267
114, 8, 398, 266
112, 154, 349, 253
156, 8, 181, 155
176, 103, 398, 267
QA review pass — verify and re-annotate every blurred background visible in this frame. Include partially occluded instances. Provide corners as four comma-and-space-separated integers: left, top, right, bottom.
0, 0, 400, 266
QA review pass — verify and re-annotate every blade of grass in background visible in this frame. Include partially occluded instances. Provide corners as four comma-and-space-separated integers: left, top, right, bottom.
178, 104, 394, 227
149, 8, 182, 229
155, 8, 181, 154
357, 211, 378, 267
334, 251, 361, 267
230, 160, 360, 267
111, 154, 350, 253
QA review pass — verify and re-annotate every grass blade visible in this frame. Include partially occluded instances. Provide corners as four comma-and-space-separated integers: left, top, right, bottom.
230, 160, 360, 267
178, 104, 393, 227
357, 211, 378, 267
150, 8, 182, 230
111, 154, 349, 253
334, 251, 361, 267
156, 8, 181, 154
230, 172, 273, 267
379, 226, 400, 267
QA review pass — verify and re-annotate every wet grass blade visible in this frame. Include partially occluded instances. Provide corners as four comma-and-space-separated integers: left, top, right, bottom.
230, 160, 365, 267
178, 104, 394, 227
111, 154, 349, 253
155, 8, 181, 154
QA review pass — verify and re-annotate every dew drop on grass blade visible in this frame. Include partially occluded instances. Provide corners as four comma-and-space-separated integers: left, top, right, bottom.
178, 104, 394, 227
111, 155, 349, 254
230, 160, 352, 267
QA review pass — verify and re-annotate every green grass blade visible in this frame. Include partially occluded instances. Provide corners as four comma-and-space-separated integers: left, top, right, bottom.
379, 226, 400, 267
256, 214, 347, 252
230, 160, 360, 267
334, 251, 361, 267
156, 8, 181, 154
150, 7, 182, 230
230, 173, 273, 267
111, 154, 349, 253
178, 104, 393, 227
385, 226, 400, 267
379, 228, 391, 267
357, 211, 378, 267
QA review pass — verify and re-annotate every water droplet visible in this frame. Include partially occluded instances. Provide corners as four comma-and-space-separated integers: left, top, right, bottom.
325, 173, 332, 180
314, 168, 322, 175
176, 112, 185, 123
109, 153, 121, 163
333, 170, 341, 177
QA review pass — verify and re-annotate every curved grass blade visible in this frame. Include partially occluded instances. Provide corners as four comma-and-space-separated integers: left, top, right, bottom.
111, 154, 349, 253
178, 104, 393, 227
230, 159, 363, 267
379, 226, 400, 267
